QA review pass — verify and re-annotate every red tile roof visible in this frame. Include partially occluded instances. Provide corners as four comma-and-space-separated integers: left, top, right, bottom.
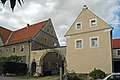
7, 20, 48, 45
112, 38, 120, 48
0, 27, 12, 43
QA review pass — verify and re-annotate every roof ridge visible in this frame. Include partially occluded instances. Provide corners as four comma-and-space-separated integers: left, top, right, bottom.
13, 19, 49, 32
0, 26, 12, 32
7, 19, 49, 45
113, 38, 120, 40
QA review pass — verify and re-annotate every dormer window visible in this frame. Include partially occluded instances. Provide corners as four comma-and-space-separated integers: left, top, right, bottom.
90, 19, 97, 27
76, 22, 82, 30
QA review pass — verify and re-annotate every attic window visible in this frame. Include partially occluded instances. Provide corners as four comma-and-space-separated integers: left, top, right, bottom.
90, 19, 97, 27
44, 38, 47, 43
76, 22, 82, 29
51, 31, 53, 34
47, 28, 49, 32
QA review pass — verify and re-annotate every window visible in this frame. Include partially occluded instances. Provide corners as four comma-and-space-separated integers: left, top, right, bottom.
51, 31, 53, 34
44, 38, 47, 43
12, 47, 16, 53
90, 19, 97, 27
90, 37, 99, 48
47, 28, 49, 32
53, 42, 57, 47
20, 45, 24, 52
117, 50, 120, 56
76, 22, 82, 29
6, 48, 8, 52
75, 39, 83, 49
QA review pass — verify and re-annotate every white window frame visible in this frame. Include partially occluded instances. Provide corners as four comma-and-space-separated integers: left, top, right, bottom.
12, 46, 16, 53
20, 45, 24, 52
75, 22, 82, 30
90, 36, 99, 48
75, 39, 83, 49
6, 48, 9, 52
90, 19, 97, 27
116, 50, 120, 56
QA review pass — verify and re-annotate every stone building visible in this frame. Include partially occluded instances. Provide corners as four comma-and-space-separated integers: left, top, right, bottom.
0, 18, 66, 75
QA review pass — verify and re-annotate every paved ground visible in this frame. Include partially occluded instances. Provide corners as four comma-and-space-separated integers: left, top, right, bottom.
0, 76, 60, 80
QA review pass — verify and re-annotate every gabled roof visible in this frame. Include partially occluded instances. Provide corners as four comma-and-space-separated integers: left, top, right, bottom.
112, 38, 120, 49
65, 5, 112, 36
0, 27, 12, 43
7, 19, 49, 45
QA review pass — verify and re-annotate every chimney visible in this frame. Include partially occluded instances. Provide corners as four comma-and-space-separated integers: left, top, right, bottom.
27, 24, 30, 27
83, 5, 88, 9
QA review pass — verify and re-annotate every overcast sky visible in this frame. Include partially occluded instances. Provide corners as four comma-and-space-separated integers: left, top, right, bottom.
0, 0, 120, 46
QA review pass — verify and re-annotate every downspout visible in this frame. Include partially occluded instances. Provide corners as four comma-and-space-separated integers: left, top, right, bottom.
28, 40, 31, 75
110, 30, 114, 72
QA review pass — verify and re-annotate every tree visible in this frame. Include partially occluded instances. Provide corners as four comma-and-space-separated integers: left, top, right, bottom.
8, 55, 21, 63
0, 0, 24, 11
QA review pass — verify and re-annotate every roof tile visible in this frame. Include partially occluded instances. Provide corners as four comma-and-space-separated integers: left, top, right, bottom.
112, 38, 120, 48
0, 27, 12, 43
8, 20, 48, 45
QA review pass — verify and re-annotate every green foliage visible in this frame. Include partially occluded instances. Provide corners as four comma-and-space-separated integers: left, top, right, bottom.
0, 55, 21, 75
78, 74, 88, 80
8, 55, 21, 63
89, 68, 106, 79
67, 71, 87, 80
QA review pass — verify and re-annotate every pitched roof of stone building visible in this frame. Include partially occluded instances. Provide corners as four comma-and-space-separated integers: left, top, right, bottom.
112, 38, 120, 48
0, 27, 12, 43
0, 19, 49, 45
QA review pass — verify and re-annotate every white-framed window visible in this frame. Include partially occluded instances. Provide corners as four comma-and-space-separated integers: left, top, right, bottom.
90, 19, 97, 27
90, 37, 99, 48
6, 48, 9, 52
75, 39, 83, 49
20, 45, 24, 52
116, 50, 120, 56
76, 22, 82, 30
12, 46, 16, 53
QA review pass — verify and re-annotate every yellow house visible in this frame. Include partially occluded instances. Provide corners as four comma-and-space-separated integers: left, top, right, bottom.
65, 5, 113, 73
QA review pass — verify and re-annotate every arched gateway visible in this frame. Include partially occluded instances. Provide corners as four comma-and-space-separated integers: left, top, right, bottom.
30, 47, 66, 76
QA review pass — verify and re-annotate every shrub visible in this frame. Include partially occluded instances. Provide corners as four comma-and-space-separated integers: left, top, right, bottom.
89, 68, 106, 79
78, 74, 88, 80
67, 71, 81, 80
2, 62, 28, 76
